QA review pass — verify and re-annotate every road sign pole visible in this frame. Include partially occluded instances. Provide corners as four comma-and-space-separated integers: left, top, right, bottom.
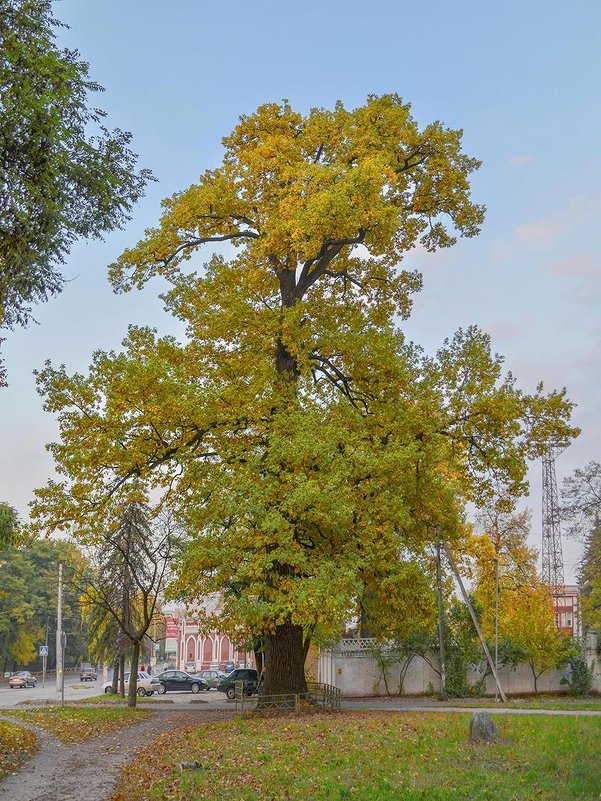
39, 644, 49, 688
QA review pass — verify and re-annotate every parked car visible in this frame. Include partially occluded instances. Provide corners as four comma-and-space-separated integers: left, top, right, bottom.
217, 668, 258, 700
155, 670, 209, 694
223, 661, 236, 673
79, 663, 97, 681
102, 671, 160, 696
9, 671, 37, 688
194, 669, 225, 689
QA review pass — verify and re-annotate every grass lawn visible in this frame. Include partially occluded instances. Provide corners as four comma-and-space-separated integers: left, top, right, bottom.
114, 711, 601, 801
11, 705, 149, 742
0, 719, 37, 778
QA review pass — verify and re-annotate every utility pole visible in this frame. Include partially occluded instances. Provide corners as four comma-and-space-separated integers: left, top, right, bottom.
55, 562, 63, 692
442, 542, 507, 703
435, 532, 447, 699
494, 555, 499, 702
60, 630, 66, 707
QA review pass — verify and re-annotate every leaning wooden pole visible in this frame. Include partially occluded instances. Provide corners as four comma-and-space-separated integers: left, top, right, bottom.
442, 542, 507, 703
435, 534, 447, 699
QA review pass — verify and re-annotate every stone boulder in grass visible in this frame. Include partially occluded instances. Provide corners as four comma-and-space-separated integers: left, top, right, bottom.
469, 711, 501, 744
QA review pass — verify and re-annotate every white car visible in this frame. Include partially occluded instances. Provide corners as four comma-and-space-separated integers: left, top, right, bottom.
102, 670, 160, 696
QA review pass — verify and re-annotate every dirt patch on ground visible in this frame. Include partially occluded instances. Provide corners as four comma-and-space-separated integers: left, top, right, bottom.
0, 708, 232, 801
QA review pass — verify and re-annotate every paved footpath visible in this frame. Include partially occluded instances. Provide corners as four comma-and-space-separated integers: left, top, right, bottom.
0, 708, 232, 801
342, 698, 601, 716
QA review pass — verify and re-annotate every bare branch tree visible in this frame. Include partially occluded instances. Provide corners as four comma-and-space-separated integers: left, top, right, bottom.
562, 461, 601, 539
79, 503, 178, 707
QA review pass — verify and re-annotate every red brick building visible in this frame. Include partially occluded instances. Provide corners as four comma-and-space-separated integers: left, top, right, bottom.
162, 604, 254, 672
554, 585, 581, 638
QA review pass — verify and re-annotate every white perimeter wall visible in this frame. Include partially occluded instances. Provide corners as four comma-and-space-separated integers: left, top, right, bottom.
318, 639, 601, 698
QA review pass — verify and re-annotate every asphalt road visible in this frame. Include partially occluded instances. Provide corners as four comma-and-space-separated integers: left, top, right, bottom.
4, 680, 601, 717
0, 678, 106, 708
0, 678, 237, 709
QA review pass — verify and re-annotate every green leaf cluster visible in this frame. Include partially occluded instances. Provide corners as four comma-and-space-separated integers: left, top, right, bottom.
578, 519, 601, 635
0, 537, 89, 669
0, 502, 18, 546
0, 0, 151, 338
561, 651, 594, 697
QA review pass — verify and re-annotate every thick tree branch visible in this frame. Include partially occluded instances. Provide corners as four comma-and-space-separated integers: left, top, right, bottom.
296, 229, 366, 298
394, 147, 432, 174
161, 230, 259, 269
310, 352, 369, 412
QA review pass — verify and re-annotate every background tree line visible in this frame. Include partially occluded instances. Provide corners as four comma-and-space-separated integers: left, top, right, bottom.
0, 536, 89, 671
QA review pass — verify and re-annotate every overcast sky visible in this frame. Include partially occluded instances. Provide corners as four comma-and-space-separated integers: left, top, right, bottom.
1, 0, 600, 581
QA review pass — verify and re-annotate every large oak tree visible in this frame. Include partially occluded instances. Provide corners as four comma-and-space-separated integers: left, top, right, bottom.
32, 96, 576, 695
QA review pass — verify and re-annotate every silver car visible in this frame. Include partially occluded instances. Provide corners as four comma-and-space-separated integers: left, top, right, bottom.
8, 671, 37, 688
102, 670, 160, 696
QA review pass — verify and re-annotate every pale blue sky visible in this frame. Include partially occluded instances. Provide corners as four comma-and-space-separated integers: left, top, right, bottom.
2, 0, 600, 580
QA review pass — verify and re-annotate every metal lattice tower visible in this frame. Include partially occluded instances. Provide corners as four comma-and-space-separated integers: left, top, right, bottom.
541, 447, 565, 594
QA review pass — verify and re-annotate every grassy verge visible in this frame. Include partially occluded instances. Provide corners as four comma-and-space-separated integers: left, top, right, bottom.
355, 694, 601, 712
11, 705, 149, 742
66, 683, 100, 690
431, 697, 601, 712
0, 719, 37, 778
114, 711, 601, 801
15, 694, 172, 707
76, 693, 173, 705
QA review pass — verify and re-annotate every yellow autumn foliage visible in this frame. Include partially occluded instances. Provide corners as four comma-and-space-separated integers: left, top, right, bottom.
31, 97, 577, 691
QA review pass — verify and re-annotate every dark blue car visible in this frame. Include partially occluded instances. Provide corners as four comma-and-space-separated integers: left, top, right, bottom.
156, 670, 209, 694
217, 668, 258, 699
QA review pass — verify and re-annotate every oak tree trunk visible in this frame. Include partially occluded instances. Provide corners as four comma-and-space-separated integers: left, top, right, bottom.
261, 621, 307, 697
261, 277, 306, 696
